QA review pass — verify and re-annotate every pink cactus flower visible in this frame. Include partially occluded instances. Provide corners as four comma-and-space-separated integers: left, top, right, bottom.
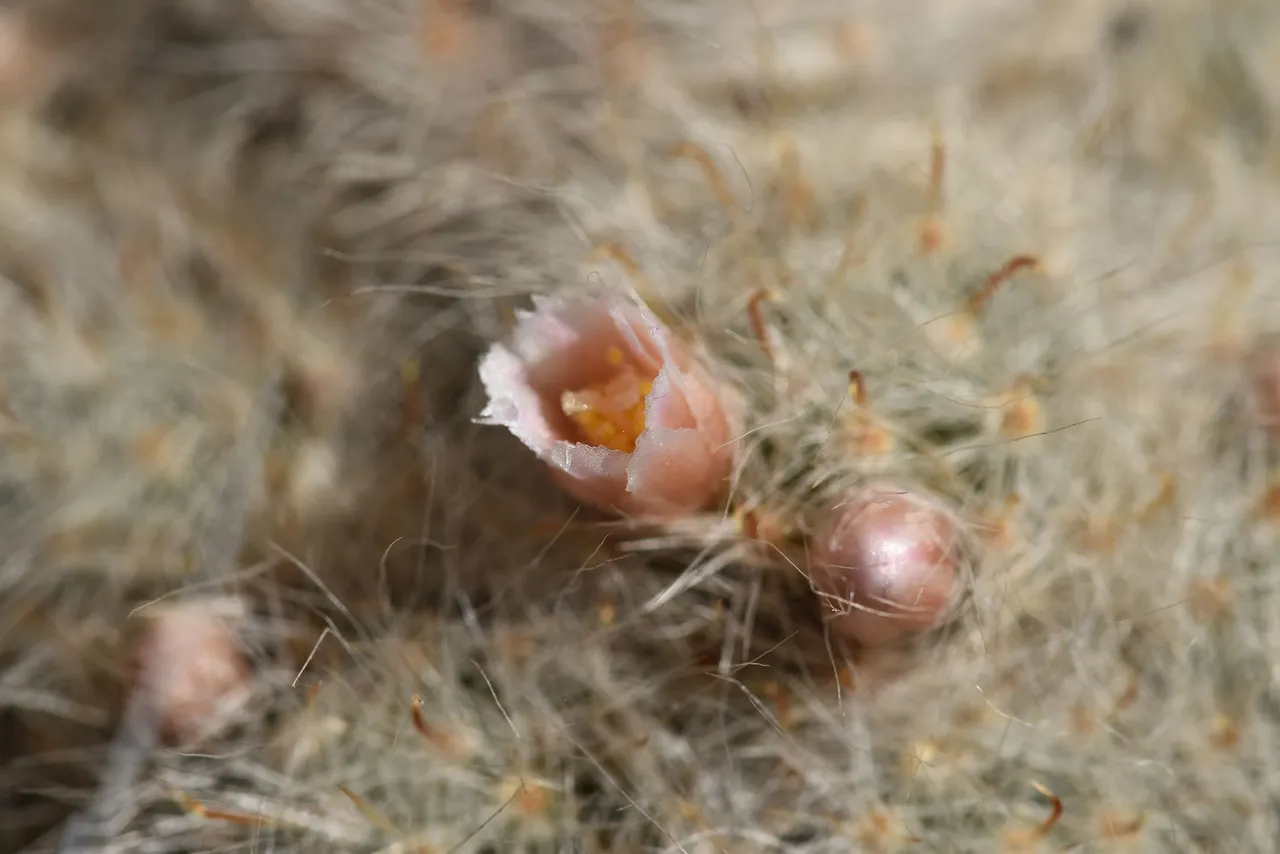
478, 292, 736, 519
809, 483, 960, 646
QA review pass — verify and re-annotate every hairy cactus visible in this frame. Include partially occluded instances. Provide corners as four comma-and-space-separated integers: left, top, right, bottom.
2, 1, 1280, 853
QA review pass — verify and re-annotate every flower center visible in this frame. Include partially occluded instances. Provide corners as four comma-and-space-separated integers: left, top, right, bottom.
560, 347, 654, 453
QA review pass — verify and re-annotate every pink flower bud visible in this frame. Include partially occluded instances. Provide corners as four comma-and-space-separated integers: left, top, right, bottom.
809, 483, 959, 646
1254, 341, 1280, 434
478, 292, 736, 519
0, 11, 58, 105
131, 603, 250, 746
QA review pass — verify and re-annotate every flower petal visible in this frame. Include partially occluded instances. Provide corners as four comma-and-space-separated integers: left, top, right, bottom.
512, 294, 660, 393
644, 364, 697, 431
547, 440, 632, 509
625, 427, 718, 515
478, 344, 562, 454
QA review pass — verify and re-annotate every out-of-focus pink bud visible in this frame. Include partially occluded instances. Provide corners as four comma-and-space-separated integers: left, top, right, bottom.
0, 12, 58, 105
478, 292, 736, 519
809, 483, 959, 646
1254, 341, 1280, 434
131, 603, 250, 746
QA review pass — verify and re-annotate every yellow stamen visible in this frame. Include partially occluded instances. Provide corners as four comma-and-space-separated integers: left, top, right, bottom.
561, 365, 653, 453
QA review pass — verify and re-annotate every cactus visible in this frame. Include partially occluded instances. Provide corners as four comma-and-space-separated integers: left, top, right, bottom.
2, 1, 1280, 852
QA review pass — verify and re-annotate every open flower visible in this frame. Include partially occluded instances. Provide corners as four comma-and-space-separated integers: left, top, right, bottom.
478, 292, 735, 518
809, 483, 959, 646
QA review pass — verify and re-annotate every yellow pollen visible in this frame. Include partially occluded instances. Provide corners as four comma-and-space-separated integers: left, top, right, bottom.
561, 364, 653, 453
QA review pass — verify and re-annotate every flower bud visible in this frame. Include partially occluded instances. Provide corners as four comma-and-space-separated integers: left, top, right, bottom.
810, 483, 959, 646
131, 603, 250, 746
1254, 341, 1280, 434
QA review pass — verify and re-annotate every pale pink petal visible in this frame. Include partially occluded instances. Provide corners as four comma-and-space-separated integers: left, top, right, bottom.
478, 291, 736, 519
809, 483, 959, 646
509, 294, 662, 392
643, 365, 697, 431
547, 441, 632, 509
478, 345, 564, 452
626, 428, 717, 515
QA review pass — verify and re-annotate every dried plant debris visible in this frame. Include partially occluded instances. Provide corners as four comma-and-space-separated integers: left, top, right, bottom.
1, 1, 1280, 853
